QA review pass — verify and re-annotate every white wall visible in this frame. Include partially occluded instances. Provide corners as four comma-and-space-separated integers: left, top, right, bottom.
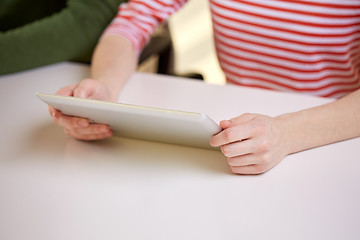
168, 0, 225, 85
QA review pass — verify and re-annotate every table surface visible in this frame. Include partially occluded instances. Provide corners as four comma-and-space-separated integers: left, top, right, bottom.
1, 62, 359, 240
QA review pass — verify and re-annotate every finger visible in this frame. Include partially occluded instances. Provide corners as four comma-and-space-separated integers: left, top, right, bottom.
55, 113, 89, 129
48, 106, 56, 118
74, 88, 87, 98
56, 84, 78, 96
70, 124, 111, 136
230, 164, 270, 175
219, 120, 233, 129
48, 107, 63, 122
219, 113, 258, 130
220, 139, 253, 158
229, 113, 257, 125
210, 123, 254, 147
64, 126, 113, 141
73, 79, 98, 99
64, 129, 112, 141
227, 154, 259, 167
73, 84, 91, 99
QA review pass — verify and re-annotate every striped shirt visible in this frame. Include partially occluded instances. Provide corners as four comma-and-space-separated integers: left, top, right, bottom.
104, 0, 360, 98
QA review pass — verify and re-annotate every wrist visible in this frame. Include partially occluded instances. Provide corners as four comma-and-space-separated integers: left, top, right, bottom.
97, 78, 121, 102
275, 112, 301, 155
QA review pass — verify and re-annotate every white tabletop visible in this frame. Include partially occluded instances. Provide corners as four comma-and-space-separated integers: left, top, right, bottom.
0, 62, 359, 240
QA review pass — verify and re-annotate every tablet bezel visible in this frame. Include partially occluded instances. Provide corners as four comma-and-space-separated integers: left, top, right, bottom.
36, 92, 222, 149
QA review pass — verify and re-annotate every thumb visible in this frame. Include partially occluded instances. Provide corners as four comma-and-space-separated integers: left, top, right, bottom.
73, 87, 88, 98
219, 119, 234, 129
73, 79, 97, 98
56, 84, 78, 96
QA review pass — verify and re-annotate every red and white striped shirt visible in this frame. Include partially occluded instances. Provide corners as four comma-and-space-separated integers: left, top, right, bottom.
103, 0, 360, 98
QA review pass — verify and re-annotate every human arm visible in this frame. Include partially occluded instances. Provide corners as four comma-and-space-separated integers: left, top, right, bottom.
210, 89, 360, 174
49, 0, 188, 140
49, 34, 138, 140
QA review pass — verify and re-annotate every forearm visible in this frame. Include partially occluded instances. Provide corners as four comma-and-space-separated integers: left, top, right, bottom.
278, 89, 360, 154
89, 0, 189, 100
91, 35, 138, 101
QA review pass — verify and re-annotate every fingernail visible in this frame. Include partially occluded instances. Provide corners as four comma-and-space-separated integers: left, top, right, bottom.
75, 89, 86, 98
53, 111, 59, 119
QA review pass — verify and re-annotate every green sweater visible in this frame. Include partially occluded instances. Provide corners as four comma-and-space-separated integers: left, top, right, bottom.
0, 0, 125, 75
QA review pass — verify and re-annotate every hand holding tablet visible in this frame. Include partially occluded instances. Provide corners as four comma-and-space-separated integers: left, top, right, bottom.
37, 92, 222, 149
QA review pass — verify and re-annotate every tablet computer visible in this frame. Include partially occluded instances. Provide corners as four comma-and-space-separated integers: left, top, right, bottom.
36, 92, 222, 149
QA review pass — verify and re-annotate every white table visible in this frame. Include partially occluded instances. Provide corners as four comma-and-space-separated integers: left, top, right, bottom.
0, 63, 359, 240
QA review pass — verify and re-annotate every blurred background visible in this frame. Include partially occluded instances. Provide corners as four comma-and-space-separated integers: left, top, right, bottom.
138, 0, 226, 85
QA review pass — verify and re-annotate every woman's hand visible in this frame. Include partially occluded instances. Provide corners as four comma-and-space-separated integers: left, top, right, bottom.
210, 113, 291, 174
47, 35, 138, 141
48, 78, 114, 140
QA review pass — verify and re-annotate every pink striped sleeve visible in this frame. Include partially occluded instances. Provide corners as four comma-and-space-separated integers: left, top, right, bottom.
102, 0, 187, 56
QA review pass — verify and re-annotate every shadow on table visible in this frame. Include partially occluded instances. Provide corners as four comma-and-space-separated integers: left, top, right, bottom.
26, 122, 230, 175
